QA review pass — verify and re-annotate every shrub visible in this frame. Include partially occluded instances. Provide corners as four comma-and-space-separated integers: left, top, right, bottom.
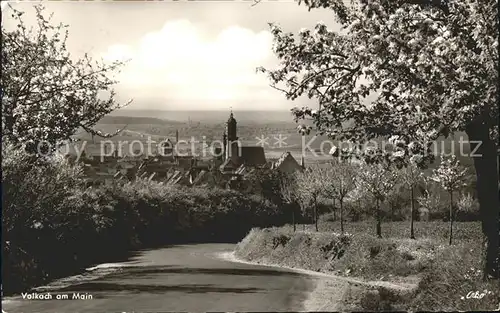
417, 185, 447, 221
3, 145, 90, 293
455, 193, 480, 221
272, 234, 291, 249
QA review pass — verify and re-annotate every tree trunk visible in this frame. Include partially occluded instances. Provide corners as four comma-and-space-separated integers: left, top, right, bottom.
466, 122, 499, 279
3, 101, 16, 142
311, 205, 315, 229
340, 199, 344, 234
449, 191, 453, 245
314, 197, 319, 232
333, 198, 336, 221
410, 187, 415, 239
292, 204, 296, 232
376, 198, 382, 238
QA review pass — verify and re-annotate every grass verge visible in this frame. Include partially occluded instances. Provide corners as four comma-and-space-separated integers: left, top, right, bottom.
235, 223, 499, 311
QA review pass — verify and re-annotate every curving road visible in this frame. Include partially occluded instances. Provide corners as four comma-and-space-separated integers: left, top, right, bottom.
2, 244, 319, 313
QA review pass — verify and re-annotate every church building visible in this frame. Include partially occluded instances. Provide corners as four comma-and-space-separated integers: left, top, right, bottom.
218, 111, 267, 173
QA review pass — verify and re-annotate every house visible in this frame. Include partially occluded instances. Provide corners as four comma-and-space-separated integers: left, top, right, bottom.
240, 146, 267, 167
272, 151, 304, 174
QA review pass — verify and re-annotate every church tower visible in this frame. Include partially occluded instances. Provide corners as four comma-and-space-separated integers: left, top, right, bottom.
227, 111, 237, 141
222, 132, 227, 161
226, 110, 240, 163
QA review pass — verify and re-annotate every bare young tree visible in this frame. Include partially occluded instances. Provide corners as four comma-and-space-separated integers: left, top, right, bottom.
431, 155, 468, 245
358, 162, 399, 238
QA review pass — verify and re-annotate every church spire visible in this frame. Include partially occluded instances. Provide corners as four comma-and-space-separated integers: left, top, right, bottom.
225, 107, 239, 164
227, 108, 237, 141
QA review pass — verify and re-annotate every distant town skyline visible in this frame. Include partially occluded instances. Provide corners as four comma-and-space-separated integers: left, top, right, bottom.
1, 1, 339, 111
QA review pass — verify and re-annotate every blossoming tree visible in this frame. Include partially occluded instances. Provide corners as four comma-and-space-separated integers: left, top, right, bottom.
279, 174, 300, 232
321, 160, 358, 233
431, 155, 468, 245
399, 156, 425, 239
358, 162, 399, 238
295, 165, 323, 231
1, 5, 131, 153
259, 0, 499, 278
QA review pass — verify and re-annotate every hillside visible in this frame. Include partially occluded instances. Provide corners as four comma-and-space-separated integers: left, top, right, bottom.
109, 109, 298, 124
97, 115, 183, 125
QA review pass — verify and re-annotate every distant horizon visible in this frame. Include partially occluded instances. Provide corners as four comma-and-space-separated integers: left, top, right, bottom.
117, 108, 293, 111
109, 107, 298, 123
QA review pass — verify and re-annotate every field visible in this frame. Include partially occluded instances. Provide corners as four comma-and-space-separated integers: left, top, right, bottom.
288, 219, 482, 242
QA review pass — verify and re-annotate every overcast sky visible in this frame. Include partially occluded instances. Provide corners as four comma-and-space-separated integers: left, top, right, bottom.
2, 1, 340, 111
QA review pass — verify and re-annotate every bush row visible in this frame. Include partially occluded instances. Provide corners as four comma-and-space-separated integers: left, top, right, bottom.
2, 146, 287, 295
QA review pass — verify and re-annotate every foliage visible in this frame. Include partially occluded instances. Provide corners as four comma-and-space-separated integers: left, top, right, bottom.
2, 145, 287, 295
260, 0, 498, 164
430, 155, 468, 243
357, 162, 399, 236
2, 143, 85, 239
244, 168, 284, 206
294, 166, 323, 211
279, 173, 299, 205
294, 165, 324, 229
457, 193, 478, 214
431, 155, 468, 192
344, 178, 368, 204
320, 160, 359, 231
1, 5, 130, 151
259, 0, 499, 276
456, 192, 480, 221
417, 186, 443, 215
399, 160, 424, 189
320, 160, 358, 202
358, 163, 398, 203
385, 184, 411, 220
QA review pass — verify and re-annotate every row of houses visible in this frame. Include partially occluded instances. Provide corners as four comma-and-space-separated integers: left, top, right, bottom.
69, 150, 303, 189
68, 111, 305, 189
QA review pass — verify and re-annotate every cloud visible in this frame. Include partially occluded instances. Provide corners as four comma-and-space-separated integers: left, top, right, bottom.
102, 19, 284, 110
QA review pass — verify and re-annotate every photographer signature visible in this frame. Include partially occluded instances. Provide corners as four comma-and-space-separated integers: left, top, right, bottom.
460, 290, 494, 300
